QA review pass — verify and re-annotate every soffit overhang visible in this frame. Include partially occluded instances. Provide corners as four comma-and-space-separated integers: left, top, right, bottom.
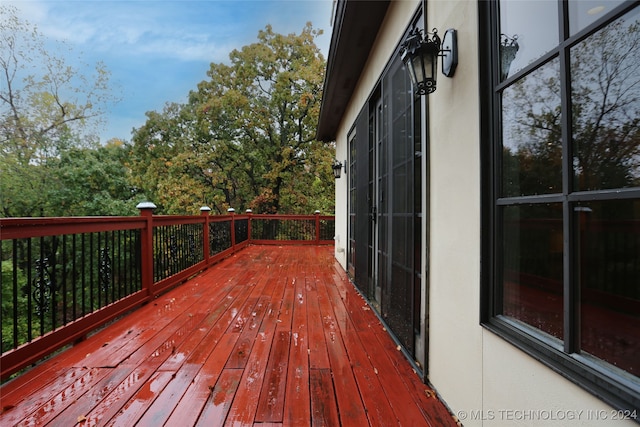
316, 0, 390, 142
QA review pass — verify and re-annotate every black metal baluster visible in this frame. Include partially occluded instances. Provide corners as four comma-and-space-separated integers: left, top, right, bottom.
62, 234, 68, 326
127, 229, 133, 293
154, 226, 159, 281
11, 240, 18, 348
136, 229, 141, 289
112, 231, 116, 301
72, 234, 77, 321
158, 226, 163, 282
97, 232, 102, 308
111, 231, 116, 302
115, 230, 120, 300
175, 225, 180, 273
81, 234, 86, 316
90, 232, 95, 311
26, 239, 32, 341
38, 237, 45, 336
174, 226, 180, 274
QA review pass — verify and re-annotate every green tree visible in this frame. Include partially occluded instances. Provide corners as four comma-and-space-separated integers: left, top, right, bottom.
1, 259, 38, 353
0, 5, 117, 217
49, 139, 140, 216
130, 24, 335, 215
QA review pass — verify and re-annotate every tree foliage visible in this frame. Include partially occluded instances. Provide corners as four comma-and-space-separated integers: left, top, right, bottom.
130, 24, 335, 215
0, 5, 131, 217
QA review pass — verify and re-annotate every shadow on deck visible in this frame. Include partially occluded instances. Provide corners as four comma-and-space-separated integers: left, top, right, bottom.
0, 245, 456, 426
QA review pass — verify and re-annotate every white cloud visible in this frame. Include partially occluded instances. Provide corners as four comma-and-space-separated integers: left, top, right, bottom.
6, 0, 333, 142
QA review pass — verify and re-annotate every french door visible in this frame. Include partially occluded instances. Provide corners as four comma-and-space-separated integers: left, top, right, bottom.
349, 45, 424, 366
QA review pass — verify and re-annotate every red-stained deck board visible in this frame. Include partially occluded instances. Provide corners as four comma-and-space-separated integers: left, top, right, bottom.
284, 275, 311, 426
310, 368, 340, 427
0, 367, 107, 426
328, 266, 456, 426
225, 295, 270, 369
0, 245, 456, 426
32, 365, 133, 426
135, 365, 202, 427
315, 271, 370, 426
105, 371, 175, 427
317, 273, 401, 425
164, 333, 238, 426
223, 318, 277, 425
306, 278, 331, 370
194, 368, 243, 426
254, 330, 290, 422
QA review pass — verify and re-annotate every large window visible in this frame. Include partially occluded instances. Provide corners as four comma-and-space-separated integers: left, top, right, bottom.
482, 0, 639, 412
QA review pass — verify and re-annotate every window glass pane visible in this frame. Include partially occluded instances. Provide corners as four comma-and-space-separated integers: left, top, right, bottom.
502, 59, 562, 197
577, 200, 640, 376
572, 7, 640, 191
569, 0, 626, 35
502, 204, 563, 340
499, 0, 559, 80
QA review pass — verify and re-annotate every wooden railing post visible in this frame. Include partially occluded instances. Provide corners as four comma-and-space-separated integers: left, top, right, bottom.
246, 209, 253, 243
314, 210, 321, 244
201, 206, 211, 265
137, 202, 157, 299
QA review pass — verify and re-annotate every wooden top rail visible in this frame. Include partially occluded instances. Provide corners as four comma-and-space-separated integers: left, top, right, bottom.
0, 217, 146, 240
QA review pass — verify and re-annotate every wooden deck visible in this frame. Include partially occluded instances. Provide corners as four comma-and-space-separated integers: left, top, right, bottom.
0, 245, 456, 426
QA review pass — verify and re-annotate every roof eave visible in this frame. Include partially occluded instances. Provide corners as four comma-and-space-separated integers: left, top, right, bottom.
316, 0, 390, 142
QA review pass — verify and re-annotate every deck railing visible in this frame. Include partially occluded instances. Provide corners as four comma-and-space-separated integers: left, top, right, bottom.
0, 208, 334, 379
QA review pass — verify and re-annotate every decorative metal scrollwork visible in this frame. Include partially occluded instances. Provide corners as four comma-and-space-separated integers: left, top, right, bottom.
169, 234, 178, 263
29, 257, 55, 316
99, 246, 112, 292
188, 233, 197, 265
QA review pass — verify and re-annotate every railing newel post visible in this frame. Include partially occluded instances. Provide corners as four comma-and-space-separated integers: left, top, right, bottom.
200, 206, 212, 266
137, 202, 157, 300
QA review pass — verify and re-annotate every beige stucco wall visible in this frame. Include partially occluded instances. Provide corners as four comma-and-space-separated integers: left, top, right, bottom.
426, 0, 484, 419
332, 1, 635, 426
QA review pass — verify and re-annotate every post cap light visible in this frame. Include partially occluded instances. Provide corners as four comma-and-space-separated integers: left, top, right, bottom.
136, 201, 157, 210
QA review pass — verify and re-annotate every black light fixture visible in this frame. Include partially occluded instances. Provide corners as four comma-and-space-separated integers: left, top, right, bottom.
332, 159, 345, 179
401, 27, 458, 95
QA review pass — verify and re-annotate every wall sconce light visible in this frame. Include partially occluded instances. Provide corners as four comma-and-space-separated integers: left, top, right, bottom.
400, 27, 458, 95
332, 159, 346, 179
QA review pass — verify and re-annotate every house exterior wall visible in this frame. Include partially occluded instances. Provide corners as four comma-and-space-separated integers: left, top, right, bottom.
331, 1, 637, 426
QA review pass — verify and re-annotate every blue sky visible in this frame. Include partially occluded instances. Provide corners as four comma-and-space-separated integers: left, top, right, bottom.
9, 0, 334, 142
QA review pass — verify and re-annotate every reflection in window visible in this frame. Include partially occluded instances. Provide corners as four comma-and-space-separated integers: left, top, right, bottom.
489, 0, 640, 409
572, 9, 640, 191
502, 59, 562, 197
500, 33, 520, 81
502, 204, 563, 340
499, 0, 558, 78
569, 0, 626, 35
577, 200, 640, 375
